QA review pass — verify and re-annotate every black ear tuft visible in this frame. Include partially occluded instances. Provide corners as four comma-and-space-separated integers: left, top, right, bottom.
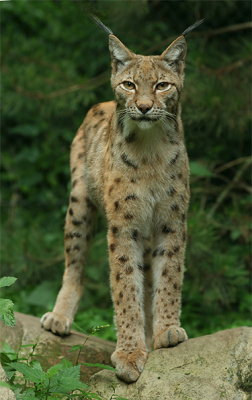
90, 14, 113, 35
181, 19, 204, 37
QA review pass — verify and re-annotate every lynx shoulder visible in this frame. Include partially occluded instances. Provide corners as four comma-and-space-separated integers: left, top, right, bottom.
41, 19, 202, 383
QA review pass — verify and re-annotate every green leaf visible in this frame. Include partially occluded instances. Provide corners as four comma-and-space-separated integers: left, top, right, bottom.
30, 360, 43, 371
48, 365, 89, 393
190, 161, 213, 177
0, 277, 17, 288
10, 362, 47, 383
81, 362, 115, 371
0, 299, 16, 327
60, 358, 73, 369
47, 363, 62, 377
69, 345, 83, 352
2, 343, 18, 360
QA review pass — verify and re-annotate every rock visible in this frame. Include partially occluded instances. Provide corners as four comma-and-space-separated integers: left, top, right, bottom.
1, 314, 251, 399
0, 312, 115, 382
88, 327, 252, 400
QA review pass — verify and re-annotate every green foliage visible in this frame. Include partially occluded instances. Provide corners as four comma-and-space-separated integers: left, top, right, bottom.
0, 324, 117, 399
1, 0, 251, 341
0, 277, 17, 326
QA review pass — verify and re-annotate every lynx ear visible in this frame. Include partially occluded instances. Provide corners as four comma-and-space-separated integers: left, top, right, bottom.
160, 36, 187, 74
109, 35, 133, 73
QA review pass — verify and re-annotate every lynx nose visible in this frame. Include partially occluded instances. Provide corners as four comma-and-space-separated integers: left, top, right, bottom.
136, 102, 153, 114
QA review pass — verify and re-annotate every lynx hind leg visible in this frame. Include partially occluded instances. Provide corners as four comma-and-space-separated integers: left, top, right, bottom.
41, 133, 97, 335
143, 238, 153, 352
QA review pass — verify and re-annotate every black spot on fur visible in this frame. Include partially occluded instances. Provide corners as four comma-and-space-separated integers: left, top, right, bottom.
78, 152, 85, 159
162, 225, 175, 234
71, 196, 78, 202
119, 255, 128, 263
153, 247, 165, 257
69, 208, 74, 216
167, 187, 176, 196
66, 247, 71, 253
72, 179, 78, 188
162, 268, 168, 276
72, 219, 83, 226
125, 194, 137, 201
173, 246, 180, 253
110, 243, 116, 252
74, 245, 80, 250
170, 152, 179, 165
121, 153, 137, 169
114, 177, 121, 183
116, 272, 121, 281
131, 229, 138, 241
174, 283, 178, 289
124, 213, 133, 219
112, 226, 118, 235
71, 167, 77, 174
114, 201, 119, 210
171, 204, 179, 212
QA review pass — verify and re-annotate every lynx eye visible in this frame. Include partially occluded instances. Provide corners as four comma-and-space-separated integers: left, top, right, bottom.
122, 81, 135, 91
156, 82, 171, 91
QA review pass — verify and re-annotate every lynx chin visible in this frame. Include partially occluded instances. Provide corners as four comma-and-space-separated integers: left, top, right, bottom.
41, 18, 203, 383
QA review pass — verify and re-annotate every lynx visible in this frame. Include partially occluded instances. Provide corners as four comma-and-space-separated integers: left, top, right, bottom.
41, 18, 203, 383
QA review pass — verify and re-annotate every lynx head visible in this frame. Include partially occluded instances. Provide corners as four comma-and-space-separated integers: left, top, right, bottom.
91, 15, 203, 137
109, 34, 187, 134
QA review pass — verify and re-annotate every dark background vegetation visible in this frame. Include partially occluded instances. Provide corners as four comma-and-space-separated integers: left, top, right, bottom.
1, 0, 251, 341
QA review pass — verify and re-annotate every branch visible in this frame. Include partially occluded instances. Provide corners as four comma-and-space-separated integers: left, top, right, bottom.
200, 57, 251, 77
214, 157, 251, 174
208, 157, 252, 218
15, 70, 110, 100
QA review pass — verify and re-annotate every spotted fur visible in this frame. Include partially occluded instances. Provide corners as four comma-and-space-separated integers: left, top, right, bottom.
41, 30, 191, 383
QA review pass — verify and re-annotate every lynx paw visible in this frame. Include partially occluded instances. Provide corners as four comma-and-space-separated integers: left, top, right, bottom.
40, 312, 72, 336
154, 325, 188, 350
111, 348, 148, 383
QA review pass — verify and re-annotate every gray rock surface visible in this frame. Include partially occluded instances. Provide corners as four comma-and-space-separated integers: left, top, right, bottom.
88, 327, 252, 400
1, 313, 251, 400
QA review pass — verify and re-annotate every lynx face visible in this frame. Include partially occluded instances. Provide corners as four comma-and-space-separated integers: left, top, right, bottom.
109, 35, 186, 139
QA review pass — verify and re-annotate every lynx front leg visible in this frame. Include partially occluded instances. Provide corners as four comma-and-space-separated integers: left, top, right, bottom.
152, 217, 188, 350
108, 225, 148, 383
41, 166, 97, 335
